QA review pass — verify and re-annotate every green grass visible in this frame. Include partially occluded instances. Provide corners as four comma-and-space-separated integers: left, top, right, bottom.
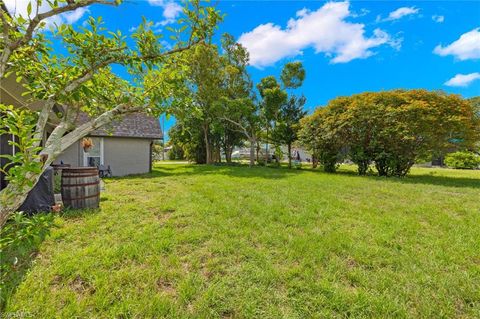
3, 164, 480, 318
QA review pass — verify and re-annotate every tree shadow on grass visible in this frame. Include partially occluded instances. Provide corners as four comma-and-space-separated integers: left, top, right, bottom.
111, 163, 479, 189
329, 167, 480, 189
114, 163, 302, 180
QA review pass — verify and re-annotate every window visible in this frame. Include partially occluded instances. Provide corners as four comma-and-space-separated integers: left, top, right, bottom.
83, 137, 104, 167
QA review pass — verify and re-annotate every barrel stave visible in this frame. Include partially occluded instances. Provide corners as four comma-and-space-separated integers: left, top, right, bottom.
61, 167, 100, 209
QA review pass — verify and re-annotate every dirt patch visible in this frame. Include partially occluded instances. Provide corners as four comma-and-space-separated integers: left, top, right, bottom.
69, 275, 96, 295
152, 207, 176, 221
156, 278, 176, 295
345, 257, 358, 269
51, 274, 64, 287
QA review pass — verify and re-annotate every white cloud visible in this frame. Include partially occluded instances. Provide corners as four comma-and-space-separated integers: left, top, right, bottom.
147, 0, 182, 25
62, 7, 89, 25
163, 2, 182, 20
444, 72, 480, 87
238, 2, 400, 68
432, 15, 444, 23
147, 0, 164, 6
4, 0, 89, 28
129, 1, 182, 33
385, 7, 419, 21
434, 28, 480, 60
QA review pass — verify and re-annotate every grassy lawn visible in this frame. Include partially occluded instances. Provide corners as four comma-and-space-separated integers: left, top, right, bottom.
3, 164, 480, 318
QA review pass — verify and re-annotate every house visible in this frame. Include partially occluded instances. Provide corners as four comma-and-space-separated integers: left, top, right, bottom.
1, 75, 163, 189
56, 113, 163, 176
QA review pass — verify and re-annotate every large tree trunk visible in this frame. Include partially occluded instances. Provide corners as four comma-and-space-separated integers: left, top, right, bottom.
0, 177, 38, 226
249, 137, 256, 167
312, 154, 318, 169
215, 144, 221, 163
0, 139, 62, 226
203, 124, 212, 164
225, 145, 232, 163
264, 127, 269, 166
288, 143, 292, 169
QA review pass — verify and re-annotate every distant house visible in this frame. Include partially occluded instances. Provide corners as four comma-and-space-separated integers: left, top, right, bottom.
0, 76, 162, 190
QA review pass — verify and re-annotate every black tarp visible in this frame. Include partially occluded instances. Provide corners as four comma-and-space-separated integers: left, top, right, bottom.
18, 167, 55, 214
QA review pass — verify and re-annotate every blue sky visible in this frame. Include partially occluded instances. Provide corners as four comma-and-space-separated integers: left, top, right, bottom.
6, 0, 480, 139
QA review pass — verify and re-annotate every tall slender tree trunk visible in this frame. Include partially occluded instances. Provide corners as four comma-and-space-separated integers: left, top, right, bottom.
288, 143, 292, 169
225, 145, 233, 163
216, 145, 221, 163
203, 124, 211, 164
249, 137, 256, 167
264, 127, 269, 165
312, 154, 318, 169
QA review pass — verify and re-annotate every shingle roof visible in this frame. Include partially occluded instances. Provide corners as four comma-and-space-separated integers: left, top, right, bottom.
77, 112, 163, 139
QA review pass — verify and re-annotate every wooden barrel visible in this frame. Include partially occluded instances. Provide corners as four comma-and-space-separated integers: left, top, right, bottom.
51, 163, 71, 175
61, 167, 100, 209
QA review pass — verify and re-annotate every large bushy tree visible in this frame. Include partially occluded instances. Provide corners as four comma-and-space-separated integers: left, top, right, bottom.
168, 33, 256, 166
0, 0, 221, 226
301, 90, 478, 176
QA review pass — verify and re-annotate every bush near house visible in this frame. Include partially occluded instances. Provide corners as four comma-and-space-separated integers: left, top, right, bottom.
445, 151, 480, 169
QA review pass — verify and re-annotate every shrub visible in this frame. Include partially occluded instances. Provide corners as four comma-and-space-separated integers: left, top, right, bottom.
0, 212, 55, 307
167, 145, 185, 160
300, 90, 478, 177
444, 151, 480, 169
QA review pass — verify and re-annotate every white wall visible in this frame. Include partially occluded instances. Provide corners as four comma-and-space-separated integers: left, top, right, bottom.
103, 137, 152, 176
56, 142, 81, 166
55, 137, 153, 176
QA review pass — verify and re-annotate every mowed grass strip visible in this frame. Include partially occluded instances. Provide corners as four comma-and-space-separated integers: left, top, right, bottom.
5, 164, 480, 318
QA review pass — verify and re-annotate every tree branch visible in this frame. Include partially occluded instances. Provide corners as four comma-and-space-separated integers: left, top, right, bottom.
0, 0, 119, 78
220, 116, 251, 139
0, 3, 11, 46
48, 103, 143, 156
135, 38, 204, 61
11, 0, 117, 52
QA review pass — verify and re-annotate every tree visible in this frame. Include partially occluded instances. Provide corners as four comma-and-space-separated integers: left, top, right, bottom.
218, 33, 252, 163
220, 98, 259, 167
280, 61, 306, 90
300, 90, 478, 176
165, 33, 256, 166
168, 120, 206, 163
468, 96, 480, 153
257, 76, 287, 164
273, 62, 306, 168
274, 95, 307, 168
256, 62, 306, 167
183, 43, 224, 164
299, 107, 344, 172
0, 0, 221, 226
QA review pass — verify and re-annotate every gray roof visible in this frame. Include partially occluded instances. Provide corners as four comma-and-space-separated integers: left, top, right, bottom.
77, 112, 163, 139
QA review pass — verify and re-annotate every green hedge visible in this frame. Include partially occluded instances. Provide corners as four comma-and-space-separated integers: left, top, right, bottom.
444, 151, 480, 169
